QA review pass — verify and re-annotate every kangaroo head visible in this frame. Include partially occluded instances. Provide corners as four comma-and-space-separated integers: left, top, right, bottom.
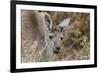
44, 15, 70, 54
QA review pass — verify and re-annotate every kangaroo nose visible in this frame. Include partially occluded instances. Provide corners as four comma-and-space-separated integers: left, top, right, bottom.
56, 47, 60, 50
53, 47, 61, 54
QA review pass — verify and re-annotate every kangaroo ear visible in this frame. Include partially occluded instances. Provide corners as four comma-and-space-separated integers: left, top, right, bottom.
44, 13, 52, 31
57, 18, 70, 31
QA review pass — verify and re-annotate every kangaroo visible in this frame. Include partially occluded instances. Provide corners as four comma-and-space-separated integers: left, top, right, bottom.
21, 10, 70, 62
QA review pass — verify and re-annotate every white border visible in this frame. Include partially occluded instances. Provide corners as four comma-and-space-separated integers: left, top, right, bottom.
16, 4, 94, 69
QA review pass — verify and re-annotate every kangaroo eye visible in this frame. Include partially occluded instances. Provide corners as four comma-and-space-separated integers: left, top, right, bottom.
49, 35, 53, 39
61, 37, 63, 40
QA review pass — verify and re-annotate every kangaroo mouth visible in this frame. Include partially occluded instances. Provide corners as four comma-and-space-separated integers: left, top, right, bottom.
53, 50, 60, 54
